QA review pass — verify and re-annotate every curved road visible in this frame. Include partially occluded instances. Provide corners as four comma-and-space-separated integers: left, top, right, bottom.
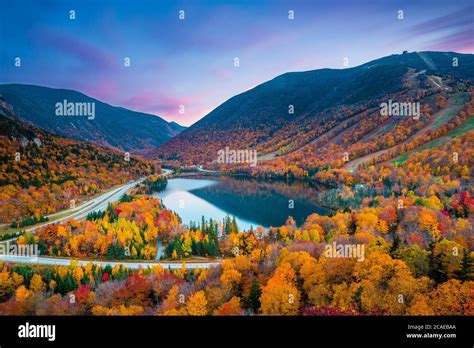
0, 168, 224, 269
7, 168, 175, 235
0, 254, 222, 269
0, 168, 223, 269
2, 178, 145, 237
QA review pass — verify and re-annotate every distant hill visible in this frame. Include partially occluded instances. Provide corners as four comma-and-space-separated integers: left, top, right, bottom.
155, 51, 474, 163
0, 84, 186, 154
0, 96, 153, 223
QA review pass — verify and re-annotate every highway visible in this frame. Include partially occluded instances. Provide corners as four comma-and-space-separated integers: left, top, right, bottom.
0, 254, 221, 269
0, 168, 224, 269
6, 178, 145, 235
8, 167, 175, 235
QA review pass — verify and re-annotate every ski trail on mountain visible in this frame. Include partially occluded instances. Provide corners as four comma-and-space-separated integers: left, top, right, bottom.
417, 52, 437, 70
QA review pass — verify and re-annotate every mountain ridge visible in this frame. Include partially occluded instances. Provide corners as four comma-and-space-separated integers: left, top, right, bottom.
0, 83, 186, 154
155, 51, 474, 164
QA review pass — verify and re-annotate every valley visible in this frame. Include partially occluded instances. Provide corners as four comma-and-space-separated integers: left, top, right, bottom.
0, 51, 472, 317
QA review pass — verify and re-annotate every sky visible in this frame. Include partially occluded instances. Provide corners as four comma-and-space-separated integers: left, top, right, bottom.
0, 0, 473, 126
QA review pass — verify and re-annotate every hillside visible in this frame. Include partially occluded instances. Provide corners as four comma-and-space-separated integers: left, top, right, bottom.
0, 84, 185, 154
155, 51, 474, 165
0, 97, 153, 224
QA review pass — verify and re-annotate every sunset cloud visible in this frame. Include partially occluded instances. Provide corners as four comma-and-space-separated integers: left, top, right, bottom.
1, 0, 472, 126
405, 6, 474, 52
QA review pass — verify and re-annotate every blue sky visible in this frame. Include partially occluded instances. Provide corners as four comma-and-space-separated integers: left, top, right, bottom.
1, 0, 473, 125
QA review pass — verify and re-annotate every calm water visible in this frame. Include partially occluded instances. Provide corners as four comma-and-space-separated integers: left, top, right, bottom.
154, 176, 329, 230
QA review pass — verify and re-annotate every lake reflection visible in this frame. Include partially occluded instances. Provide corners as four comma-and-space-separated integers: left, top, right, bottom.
154, 176, 329, 230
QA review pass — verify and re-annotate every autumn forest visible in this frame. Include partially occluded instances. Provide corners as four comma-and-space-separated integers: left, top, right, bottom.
0, 51, 472, 319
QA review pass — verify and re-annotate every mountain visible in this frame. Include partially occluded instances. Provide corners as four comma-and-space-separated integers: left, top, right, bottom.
155, 51, 474, 164
0, 96, 153, 223
0, 84, 186, 154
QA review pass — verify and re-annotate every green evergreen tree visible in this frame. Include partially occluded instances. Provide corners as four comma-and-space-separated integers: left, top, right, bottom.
231, 216, 238, 233
455, 249, 473, 281
244, 279, 262, 313
64, 273, 77, 293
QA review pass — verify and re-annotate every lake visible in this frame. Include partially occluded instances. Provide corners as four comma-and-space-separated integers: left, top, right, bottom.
153, 176, 329, 230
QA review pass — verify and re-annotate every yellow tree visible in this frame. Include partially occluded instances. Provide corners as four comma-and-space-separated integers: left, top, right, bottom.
428, 279, 473, 315
186, 291, 208, 315
0, 268, 23, 299
406, 293, 435, 315
160, 285, 186, 315
15, 285, 32, 301
29, 274, 46, 293
260, 262, 300, 315
73, 267, 84, 285
352, 252, 430, 315
300, 256, 355, 307
220, 268, 242, 292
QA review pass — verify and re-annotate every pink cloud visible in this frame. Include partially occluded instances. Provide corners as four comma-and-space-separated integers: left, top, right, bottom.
87, 78, 120, 100
214, 68, 235, 79
426, 30, 474, 53
122, 90, 193, 114
120, 89, 210, 125
33, 27, 116, 70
